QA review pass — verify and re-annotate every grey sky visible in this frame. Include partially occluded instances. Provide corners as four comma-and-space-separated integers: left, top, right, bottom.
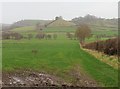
1, 2, 118, 24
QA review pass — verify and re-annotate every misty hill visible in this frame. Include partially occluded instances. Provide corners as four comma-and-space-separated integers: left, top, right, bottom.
0, 24, 11, 31
72, 14, 118, 27
2, 14, 118, 31
46, 16, 76, 27
10, 20, 52, 29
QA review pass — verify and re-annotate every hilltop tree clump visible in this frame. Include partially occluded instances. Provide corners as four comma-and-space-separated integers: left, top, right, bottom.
75, 24, 91, 43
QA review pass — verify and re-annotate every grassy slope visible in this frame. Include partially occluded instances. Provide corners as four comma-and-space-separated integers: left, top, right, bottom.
44, 26, 77, 33
90, 25, 118, 36
12, 26, 35, 32
47, 19, 75, 27
3, 33, 118, 87
12, 26, 114, 43
11, 25, 118, 36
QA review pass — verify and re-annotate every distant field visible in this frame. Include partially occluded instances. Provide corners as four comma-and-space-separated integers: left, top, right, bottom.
11, 26, 113, 44
11, 26, 37, 35
12, 26, 77, 34
44, 26, 77, 33
11, 25, 118, 36
3, 33, 118, 87
12, 26, 35, 32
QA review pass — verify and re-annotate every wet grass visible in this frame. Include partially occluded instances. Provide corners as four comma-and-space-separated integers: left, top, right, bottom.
2, 33, 118, 87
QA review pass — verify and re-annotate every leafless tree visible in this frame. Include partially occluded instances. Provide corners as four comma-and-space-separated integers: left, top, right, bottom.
2, 32, 23, 40
66, 32, 73, 40
75, 24, 91, 44
47, 34, 52, 39
2, 32, 11, 39
36, 33, 45, 39
13, 32, 23, 40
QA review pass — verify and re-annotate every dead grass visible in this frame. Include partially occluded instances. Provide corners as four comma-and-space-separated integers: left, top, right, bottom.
81, 44, 119, 69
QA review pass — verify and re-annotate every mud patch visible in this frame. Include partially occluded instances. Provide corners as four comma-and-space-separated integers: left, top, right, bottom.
2, 70, 67, 87
2, 69, 98, 87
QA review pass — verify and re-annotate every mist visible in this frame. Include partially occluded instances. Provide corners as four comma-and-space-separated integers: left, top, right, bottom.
2, 2, 118, 24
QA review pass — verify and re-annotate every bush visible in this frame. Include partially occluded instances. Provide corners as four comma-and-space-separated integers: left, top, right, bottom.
83, 38, 119, 56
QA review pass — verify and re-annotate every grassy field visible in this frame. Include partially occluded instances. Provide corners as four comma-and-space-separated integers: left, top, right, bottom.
12, 25, 118, 35
2, 32, 118, 87
11, 25, 118, 43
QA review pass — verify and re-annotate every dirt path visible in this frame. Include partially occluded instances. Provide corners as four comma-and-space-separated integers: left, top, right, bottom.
2, 70, 98, 87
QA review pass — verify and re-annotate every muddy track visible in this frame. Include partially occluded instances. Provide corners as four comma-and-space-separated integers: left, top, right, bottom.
2, 70, 98, 87
2, 71, 66, 87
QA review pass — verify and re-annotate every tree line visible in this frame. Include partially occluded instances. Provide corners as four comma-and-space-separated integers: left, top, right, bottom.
2, 31, 58, 40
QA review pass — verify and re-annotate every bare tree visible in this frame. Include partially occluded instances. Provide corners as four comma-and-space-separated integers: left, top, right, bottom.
2, 32, 11, 39
36, 33, 45, 39
66, 32, 73, 40
75, 24, 91, 44
13, 32, 23, 40
2, 32, 23, 40
47, 34, 52, 39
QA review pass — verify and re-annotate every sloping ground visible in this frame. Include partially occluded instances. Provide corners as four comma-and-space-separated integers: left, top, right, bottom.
11, 26, 77, 34
44, 26, 76, 33
11, 26, 37, 35
11, 20, 52, 28
72, 14, 117, 27
12, 26, 35, 32
47, 19, 76, 27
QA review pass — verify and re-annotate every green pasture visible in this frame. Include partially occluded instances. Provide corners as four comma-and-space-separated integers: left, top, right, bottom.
11, 25, 118, 37
2, 32, 118, 87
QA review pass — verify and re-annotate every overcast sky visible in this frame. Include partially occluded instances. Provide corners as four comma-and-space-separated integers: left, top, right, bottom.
1, 1, 118, 24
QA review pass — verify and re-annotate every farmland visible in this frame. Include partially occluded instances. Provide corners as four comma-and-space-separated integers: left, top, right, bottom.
1, 1, 119, 88
2, 25, 118, 87
11, 25, 118, 43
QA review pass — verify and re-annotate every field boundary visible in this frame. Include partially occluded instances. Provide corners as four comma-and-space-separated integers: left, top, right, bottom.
79, 43, 119, 69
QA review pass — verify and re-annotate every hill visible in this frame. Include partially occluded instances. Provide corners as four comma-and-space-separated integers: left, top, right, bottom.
11, 26, 35, 34
10, 20, 52, 29
1, 24, 11, 31
3, 15, 118, 31
46, 16, 76, 27
72, 14, 117, 27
